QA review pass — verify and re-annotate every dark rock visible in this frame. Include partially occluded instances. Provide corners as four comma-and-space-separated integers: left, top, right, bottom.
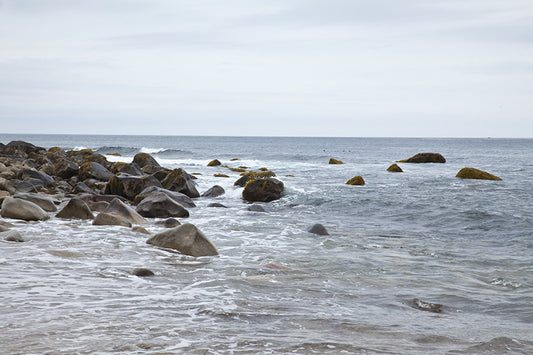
105, 173, 162, 201
13, 193, 58, 212
214, 174, 229, 178
201, 185, 225, 198
234, 171, 276, 187
242, 178, 284, 202
2, 229, 24, 242
133, 153, 160, 169
80, 193, 129, 204
93, 212, 132, 227
88, 200, 109, 212
146, 223, 218, 257
54, 159, 79, 179
207, 159, 221, 166
74, 182, 94, 194
308, 223, 329, 235
397, 153, 446, 163
155, 218, 181, 228
10, 180, 37, 193
161, 168, 200, 198
103, 198, 147, 225
0, 196, 50, 221
56, 198, 94, 219
79, 162, 114, 181
208, 203, 228, 208
22, 169, 54, 187
412, 298, 443, 313
133, 186, 196, 208
2, 141, 45, 156
387, 163, 403, 172
456, 167, 502, 181
247, 204, 266, 212
136, 192, 189, 218
346, 176, 365, 185
115, 162, 143, 176
131, 268, 155, 277
329, 158, 343, 164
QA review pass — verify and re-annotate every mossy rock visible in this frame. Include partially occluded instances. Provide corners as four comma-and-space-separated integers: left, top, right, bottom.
397, 153, 446, 163
229, 167, 246, 173
387, 163, 403, 172
106, 153, 121, 156
214, 174, 229, 178
258, 167, 269, 172
207, 159, 221, 167
48, 147, 63, 153
456, 167, 502, 181
285, 174, 295, 177
329, 158, 344, 164
133, 153, 160, 169
346, 176, 365, 185
161, 168, 199, 198
230, 158, 240, 161
242, 178, 284, 202
78, 161, 114, 181
257, 170, 276, 178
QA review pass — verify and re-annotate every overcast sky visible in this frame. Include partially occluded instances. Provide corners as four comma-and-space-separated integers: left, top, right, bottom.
1, 0, 532, 137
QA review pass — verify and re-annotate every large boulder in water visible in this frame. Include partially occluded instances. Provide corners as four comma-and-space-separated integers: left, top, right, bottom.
0, 196, 50, 221
329, 158, 343, 164
201, 185, 225, 198
105, 173, 162, 201
387, 163, 403, 172
308, 223, 329, 236
161, 168, 200, 198
93, 212, 132, 227
397, 153, 446, 163
346, 176, 365, 185
103, 198, 147, 224
133, 153, 160, 169
242, 178, 284, 202
13, 192, 58, 212
56, 198, 94, 219
79, 162, 114, 181
133, 186, 196, 208
207, 159, 221, 167
456, 167, 502, 181
136, 192, 190, 218
146, 223, 218, 257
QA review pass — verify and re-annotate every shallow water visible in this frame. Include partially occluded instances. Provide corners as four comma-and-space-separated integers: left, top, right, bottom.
1, 135, 532, 354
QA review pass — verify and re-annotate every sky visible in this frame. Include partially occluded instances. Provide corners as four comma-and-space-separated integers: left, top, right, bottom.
1, 0, 532, 137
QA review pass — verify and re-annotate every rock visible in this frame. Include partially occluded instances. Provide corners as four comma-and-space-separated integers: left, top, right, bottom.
74, 182, 94, 194
0, 196, 50, 221
88, 201, 109, 212
397, 153, 446, 163
234, 171, 276, 187
132, 226, 151, 235
412, 298, 443, 313
247, 204, 266, 212
214, 174, 229, 178
56, 198, 94, 219
242, 178, 284, 202
2, 140, 45, 156
133, 153, 160, 169
329, 158, 344, 164
103, 198, 147, 225
78, 162, 114, 181
22, 169, 54, 187
346, 176, 365, 185
131, 268, 155, 277
207, 159, 221, 166
115, 162, 143, 176
136, 192, 189, 218
208, 203, 227, 208
105, 173, 162, 200
54, 159, 79, 179
456, 167, 502, 181
201, 185, 225, 198
146, 223, 218, 257
387, 163, 403, 172
93, 212, 132, 227
10, 180, 37, 193
134, 186, 196, 208
2, 230, 24, 242
0, 190, 10, 198
155, 218, 181, 228
161, 168, 200, 198
308, 223, 329, 235
13, 193, 58, 212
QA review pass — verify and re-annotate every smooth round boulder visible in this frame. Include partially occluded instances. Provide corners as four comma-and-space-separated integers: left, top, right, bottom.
136, 191, 190, 218
308, 223, 329, 236
133, 153, 160, 169
93, 212, 132, 227
387, 163, 403, 172
0, 196, 50, 221
56, 198, 94, 219
397, 153, 446, 163
201, 185, 225, 198
104, 198, 147, 224
146, 223, 218, 257
131, 268, 155, 277
13, 193, 58, 212
456, 167, 502, 181
346, 176, 365, 185
242, 178, 284, 202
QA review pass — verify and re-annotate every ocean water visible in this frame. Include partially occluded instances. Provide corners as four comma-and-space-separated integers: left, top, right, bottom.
1, 134, 532, 354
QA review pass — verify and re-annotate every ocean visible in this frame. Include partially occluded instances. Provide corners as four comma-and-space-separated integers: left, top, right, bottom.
1, 134, 532, 354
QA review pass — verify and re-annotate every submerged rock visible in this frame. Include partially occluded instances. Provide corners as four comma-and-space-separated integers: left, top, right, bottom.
346, 176, 365, 185
0, 196, 50, 221
242, 178, 284, 202
387, 163, 403, 172
412, 298, 443, 313
132, 226, 151, 235
308, 223, 329, 236
329, 158, 344, 164
131, 268, 155, 277
397, 153, 446, 163
201, 185, 225, 198
93, 212, 132, 227
208, 203, 227, 208
56, 198, 94, 219
2, 229, 24, 242
247, 204, 266, 212
456, 167, 502, 181
155, 218, 181, 228
146, 223, 218, 257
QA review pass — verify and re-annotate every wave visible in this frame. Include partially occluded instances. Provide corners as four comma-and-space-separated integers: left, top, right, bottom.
92, 146, 193, 158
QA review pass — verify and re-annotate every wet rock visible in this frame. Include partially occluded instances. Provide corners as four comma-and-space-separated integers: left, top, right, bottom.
208, 203, 227, 208
0, 196, 50, 221
134, 186, 196, 208
161, 168, 200, 198
387, 163, 403, 172
56, 198, 94, 219
13, 192, 58, 212
207, 159, 221, 166
93, 212, 132, 227
329, 158, 344, 164
247, 204, 266, 212
308, 223, 329, 235
242, 178, 284, 202
146, 223, 218, 257
397, 153, 446, 163
133, 152, 160, 169
103, 198, 147, 225
132, 226, 151, 235
155, 218, 181, 228
346, 176, 365, 185
105, 173, 162, 201
456, 167, 502, 181
88, 200, 109, 212
201, 185, 225, 198
131, 268, 155, 277
136, 192, 189, 218
214, 174, 229, 178
412, 298, 443, 313
2, 230, 24, 242
78, 162, 114, 181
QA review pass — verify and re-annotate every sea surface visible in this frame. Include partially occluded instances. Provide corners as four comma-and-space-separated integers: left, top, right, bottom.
1, 134, 532, 354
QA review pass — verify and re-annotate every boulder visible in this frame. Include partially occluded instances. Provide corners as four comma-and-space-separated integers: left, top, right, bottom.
56, 198, 94, 219
456, 167, 502, 181
132, 226, 151, 235
234, 171, 276, 187
0, 196, 50, 221
346, 176, 365, 185
133, 153, 160, 169
103, 198, 147, 225
308, 223, 329, 236
146, 223, 218, 257
2, 140, 45, 156
329, 158, 344, 164
54, 159, 79, 179
207, 159, 221, 166
22, 169, 54, 187
2, 229, 24, 242
387, 163, 403, 172
155, 218, 181, 228
214, 174, 229, 178
130, 268, 155, 277
88, 201, 109, 212
397, 153, 446, 163
247, 204, 266, 212
74, 182, 94, 194
79, 162, 114, 181
242, 178, 284, 202
13, 193, 58, 212
10, 180, 37, 193
201, 185, 225, 198
161, 168, 200, 198
115, 162, 143, 176
136, 192, 189, 218
93, 212, 132, 227
105, 173, 162, 200
208, 203, 227, 208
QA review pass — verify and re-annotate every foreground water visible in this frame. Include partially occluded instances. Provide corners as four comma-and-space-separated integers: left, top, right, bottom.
1, 135, 532, 354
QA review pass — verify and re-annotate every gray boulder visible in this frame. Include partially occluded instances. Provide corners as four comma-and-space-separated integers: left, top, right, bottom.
146, 223, 218, 257
136, 192, 189, 218
13, 193, 58, 212
134, 186, 196, 208
56, 198, 94, 219
130, 268, 155, 277
93, 212, 132, 227
103, 198, 147, 225
201, 185, 225, 198
247, 204, 266, 212
22, 169, 55, 187
79, 162, 114, 181
2, 229, 24, 242
0, 196, 50, 221
308, 223, 329, 236
155, 218, 181, 228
